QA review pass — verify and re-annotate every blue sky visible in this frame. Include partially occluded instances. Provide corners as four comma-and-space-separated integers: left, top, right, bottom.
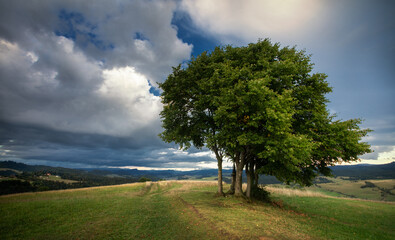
0, 0, 394, 170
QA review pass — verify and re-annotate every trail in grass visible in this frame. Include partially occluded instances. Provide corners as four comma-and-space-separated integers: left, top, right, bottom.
171, 182, 313, 240
169, 181, 395, 240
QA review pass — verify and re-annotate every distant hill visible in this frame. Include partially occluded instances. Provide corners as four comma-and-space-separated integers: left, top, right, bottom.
83, 161, 395, 181
330, 162, 395, 179
0, 161, 87, 174
0, 161, 142, 195
1, 160, 394, 183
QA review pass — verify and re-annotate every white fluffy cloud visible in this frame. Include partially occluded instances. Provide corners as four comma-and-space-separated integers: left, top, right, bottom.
0, 0, 192, 140
98, 66, 162, 136
0, 37, 162, 137
0, 0, 192, 83
180, 0, 323, 43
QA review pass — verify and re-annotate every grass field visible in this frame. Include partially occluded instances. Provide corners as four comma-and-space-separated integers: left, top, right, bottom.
38, 175, 79, 184
1, 181, 394, 239
313, 178, 395, 201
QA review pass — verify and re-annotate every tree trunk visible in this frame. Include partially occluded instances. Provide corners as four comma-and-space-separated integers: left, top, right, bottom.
247, 161, 258, 198
217, 158, 223, 195
245, 161, 252, 198
234, 151, 245, 197
214, 149, 223, 196
228, 163, 236, 194
253, 165, 259, 189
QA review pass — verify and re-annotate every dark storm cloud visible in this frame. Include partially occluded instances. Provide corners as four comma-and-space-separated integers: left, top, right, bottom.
0, 0, 202, 169
0, 121, 165, 150
0, 120, 217, 169
0, 0, 192, 84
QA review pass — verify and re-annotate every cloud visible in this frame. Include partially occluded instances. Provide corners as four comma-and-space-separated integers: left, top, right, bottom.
0, 0, 196, 168
0, 38, 162, 137
360, 117, 395, 160
0, 0, 193, 137
0, 0, 193, 83
180, 0, 323, 44
0, 135, 223, 170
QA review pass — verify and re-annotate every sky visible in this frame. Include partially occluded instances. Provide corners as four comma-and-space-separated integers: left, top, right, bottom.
0, 0, 394, 170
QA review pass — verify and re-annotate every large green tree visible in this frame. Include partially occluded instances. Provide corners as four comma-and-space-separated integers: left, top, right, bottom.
159, 48, 227, 195
159, 39, 371, 198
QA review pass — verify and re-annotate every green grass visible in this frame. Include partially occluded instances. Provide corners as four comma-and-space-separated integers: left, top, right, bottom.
273, 194, 395, 239
315, 178, 395, 201
0, 183, 213, 240
38, 175, 79, 184
1, 181, 394, 239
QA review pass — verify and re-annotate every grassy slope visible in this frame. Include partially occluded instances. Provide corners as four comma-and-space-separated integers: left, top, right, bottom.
37, 175, 79, 184
1, 181, 394, 240
313, 178, 395, 201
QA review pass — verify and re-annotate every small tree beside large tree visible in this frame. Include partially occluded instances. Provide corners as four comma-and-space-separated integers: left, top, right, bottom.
159, 39, 371, 198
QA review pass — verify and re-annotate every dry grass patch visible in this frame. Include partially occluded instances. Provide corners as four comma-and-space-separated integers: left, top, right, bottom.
165, 180, 217, 192
317, 178, 395, 201
266, 186, 328, 198
370, 179, 395, 189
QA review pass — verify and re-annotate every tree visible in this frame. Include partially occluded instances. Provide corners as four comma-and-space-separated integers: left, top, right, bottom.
159, 39, 371, 198
159, 48, 227, 195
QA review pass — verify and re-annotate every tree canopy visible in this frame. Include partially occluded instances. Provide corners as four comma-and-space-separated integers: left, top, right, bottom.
159, 39, 372, 198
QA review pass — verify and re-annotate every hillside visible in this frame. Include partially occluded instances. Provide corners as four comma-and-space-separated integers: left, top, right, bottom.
2, 161, 394, 180
0, 161, 144, 195
1, 161, 394, 197
1, 181, 394, 239
330, 162, 395, 179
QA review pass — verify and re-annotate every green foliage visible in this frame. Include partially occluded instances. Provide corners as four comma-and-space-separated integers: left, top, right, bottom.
138, 177, 151, 182
0, 180, 35, 195
251, 186, 271, 202
159, 39, 372, 188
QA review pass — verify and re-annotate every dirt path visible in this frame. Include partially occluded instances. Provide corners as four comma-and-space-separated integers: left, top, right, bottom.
175, 195, 240, 240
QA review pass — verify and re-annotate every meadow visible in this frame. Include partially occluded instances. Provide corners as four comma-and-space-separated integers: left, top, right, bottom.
314, 178, 395, 201
266, 178, 395, 202
1, 181, 394, 239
